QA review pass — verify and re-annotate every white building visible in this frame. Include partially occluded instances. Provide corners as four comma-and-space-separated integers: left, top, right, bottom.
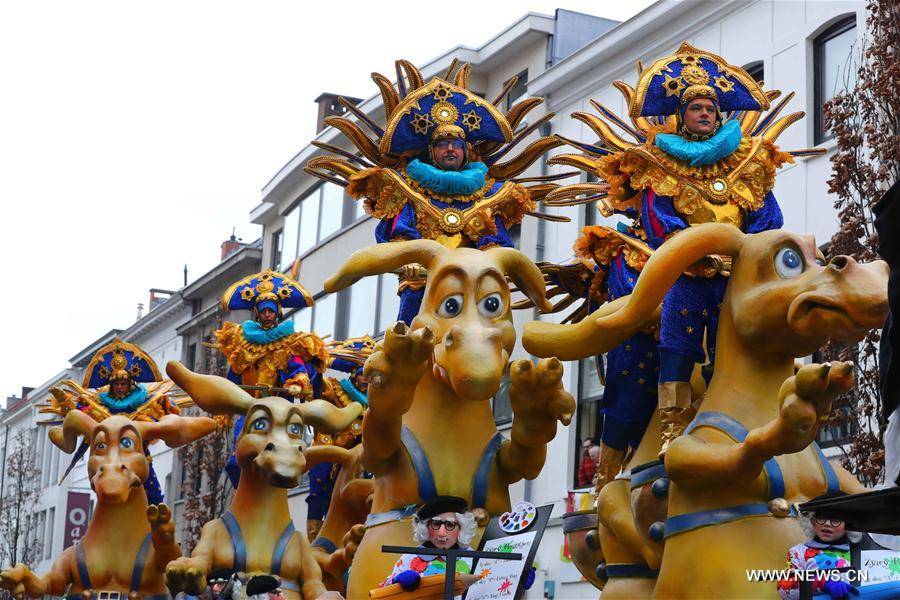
254, 2, 864, 597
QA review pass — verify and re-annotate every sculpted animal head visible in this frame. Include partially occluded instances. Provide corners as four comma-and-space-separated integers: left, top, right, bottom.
595, 223, 889, 357
325, 240, 551, 401
49, 412, 216, 504
166, 362, 363, 488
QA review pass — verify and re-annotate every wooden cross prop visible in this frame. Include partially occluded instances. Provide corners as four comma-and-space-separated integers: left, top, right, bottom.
381, 545, 523, 600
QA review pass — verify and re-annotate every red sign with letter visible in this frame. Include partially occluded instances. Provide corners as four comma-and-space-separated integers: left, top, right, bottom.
63, 492, 91, 548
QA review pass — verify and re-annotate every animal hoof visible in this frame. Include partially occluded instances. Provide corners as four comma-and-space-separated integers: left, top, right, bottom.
595, 562, 608, 582
651, 477, 669, 499
648, 521, 666, 543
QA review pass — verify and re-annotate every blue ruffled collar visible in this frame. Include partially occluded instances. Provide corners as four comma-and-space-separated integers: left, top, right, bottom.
242, 319, 295, 344
654, 119, 743, 167
99, 384, 149, 413
339, 378, 368, 407
405, 159, 488, 196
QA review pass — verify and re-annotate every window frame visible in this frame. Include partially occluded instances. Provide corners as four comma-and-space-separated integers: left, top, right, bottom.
813, 16, 857, 145
573, 357, 605, 489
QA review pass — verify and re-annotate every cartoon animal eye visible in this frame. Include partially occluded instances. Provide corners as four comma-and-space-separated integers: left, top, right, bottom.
120, 437, 134, 449
95, 442, 107, 450
437, 294, 464, 318
774, 247, 804, 278
288, 423, 302, 436
251, 417, 271, 432
478, 293, 504, 317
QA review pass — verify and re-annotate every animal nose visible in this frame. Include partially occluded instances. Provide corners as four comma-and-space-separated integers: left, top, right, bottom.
265, 443, 275, 452
829, 255, 854, 271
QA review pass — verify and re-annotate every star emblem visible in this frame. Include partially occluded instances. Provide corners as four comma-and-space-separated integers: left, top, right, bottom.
713, 75, 735, 93
432, 83, 454, 102
686, 326, 695, 334
409, 112, 434, 135
461, 109, 482, 132
241, 287, 255, 301
625, 344, 632, 351
662, 73, 685, 98
679, 308, 689, 316
638, 362, 645, 369
638, 378, 646, 385
622, 369, 630, 376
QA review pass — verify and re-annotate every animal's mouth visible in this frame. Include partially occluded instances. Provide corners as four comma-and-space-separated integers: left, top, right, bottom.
788, 292, 881, 340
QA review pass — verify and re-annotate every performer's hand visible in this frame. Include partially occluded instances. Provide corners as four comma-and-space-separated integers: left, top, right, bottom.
509, 358, 575, 445
823, 578, 858, 599
287, 385, 308, 399
393, 570, 421, 591
523, 566, 537, 590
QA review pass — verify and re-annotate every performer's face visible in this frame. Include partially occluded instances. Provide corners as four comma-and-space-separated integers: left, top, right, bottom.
682, 98, 717, 136
257, 307, 278, 329
352, 372, 368, 393
432, 138, 466, 171
110, 378, 131, 398
812, 517, 846, 542
428, 511, 461, 549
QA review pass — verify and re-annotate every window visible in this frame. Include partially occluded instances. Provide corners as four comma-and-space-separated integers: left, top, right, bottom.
293, 306, 312, 333
505, 70, 528, 111
492, 368, 513, 425
584, 173, 599, 227
298, 193, 320, 256
573, 357, 604, 488
814, 16, 857, 144
44, 507, 54, 559
270, 229, 283, 271
376, 274, 401, 334
185, 344, 197, 372
312, 293, 337, 339
281, 203, 301, 269
346, 275, 378, 338
319, 183, 344, 240
744, 61, 764, 84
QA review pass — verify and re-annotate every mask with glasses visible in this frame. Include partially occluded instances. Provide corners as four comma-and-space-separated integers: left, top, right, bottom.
813, 517, 844, 527
428, 518, 459, 531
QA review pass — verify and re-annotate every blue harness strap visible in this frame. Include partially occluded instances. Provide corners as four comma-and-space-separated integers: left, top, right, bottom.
222, 511, 295, 576
271, 520, 295, 576
221, 511, 247, 573
129, 533, 153, 593
470, 432, 503, 509
684, 411, 785, 498
630, 460, 666, 490
401, 425, 438, 502
311, 536, 338, 555
75, 542, 92, 590
665, 503, 799, 538
812, 441, 841, 493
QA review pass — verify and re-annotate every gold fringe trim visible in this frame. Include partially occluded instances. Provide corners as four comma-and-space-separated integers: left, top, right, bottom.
213, 322, 330, 387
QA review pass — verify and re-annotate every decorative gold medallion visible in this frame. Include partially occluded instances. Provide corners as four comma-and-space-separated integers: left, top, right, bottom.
431, 101, 458, 125
461, 109, 482, 132
662, 73, 685, 98
277, 286, 293, 299
713, 75, 735, 93
441, 208, 465, 233
240, 287, 255, 301
681, 64, 710, 86
707, 178, 729, 202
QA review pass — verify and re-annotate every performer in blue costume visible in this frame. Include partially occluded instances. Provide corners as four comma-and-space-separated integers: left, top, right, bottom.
306, 58, 569, 324
214, 269, 330, 487
547, 43, 823, 455
38, 339, 185, 503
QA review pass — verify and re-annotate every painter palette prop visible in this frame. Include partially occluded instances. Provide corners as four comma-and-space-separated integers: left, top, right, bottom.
464, 503, 552, 600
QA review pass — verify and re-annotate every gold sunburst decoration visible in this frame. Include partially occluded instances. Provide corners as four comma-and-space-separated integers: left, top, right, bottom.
713, 75, 735, 93
240, 287, 255, 301
257, 280, 275, 294
431, 101, 458, 125
277, 286, 293, 299
129, 364, 143, 378
681, 64, 710, 86
111, 351, 127, 371
662, 73, 685, 98
409, 112, 433, 135
461, 110, 482, 132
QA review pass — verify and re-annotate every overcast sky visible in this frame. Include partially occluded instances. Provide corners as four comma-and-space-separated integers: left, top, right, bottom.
0, 0, 656, 398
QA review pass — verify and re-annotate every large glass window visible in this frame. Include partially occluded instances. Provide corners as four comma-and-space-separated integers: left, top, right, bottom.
312, 293, 337, 339
573, 357, 604, 488
377, 274, 401, 334
347, 275, 379, 338
505, 70, 528, 111
270, 229, 283, 271
814, 16, 857, 144
298, 193, 320, 255
281, 204, 301, 270
744, 61, 764, 84
293, 306, 312, 333
319, 183, 345, 240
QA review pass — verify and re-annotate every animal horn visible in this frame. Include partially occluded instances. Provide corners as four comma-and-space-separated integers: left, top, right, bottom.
135, 414, 217, 448
324, 240, 446, 293
49, 410, 97, 453
305, 445, 352, 469
166, 361, 254, 416
486, 247, 553, 312
300, 400, 364, 435
596, 223, 746, 330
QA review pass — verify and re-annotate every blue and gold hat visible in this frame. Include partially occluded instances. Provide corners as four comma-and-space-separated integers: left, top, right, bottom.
327, 335, 375, 374
221, 269, 314, 313
379, 78, 512, 156
83, 339, 161, 388
629, 43, 769, 118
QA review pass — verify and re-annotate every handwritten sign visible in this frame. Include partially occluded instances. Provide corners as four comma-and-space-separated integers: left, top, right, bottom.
464, 504, 552, 600
860, 550, 900, 586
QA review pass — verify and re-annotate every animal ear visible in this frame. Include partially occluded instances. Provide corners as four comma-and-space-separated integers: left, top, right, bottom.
166, 361, 254, 416
135, 414, 217, 448
596, 223, 745, 330
300, 400, 364, 435
486, 247, 553, 312
324, 240, 446, 293
49, 410, 97, 453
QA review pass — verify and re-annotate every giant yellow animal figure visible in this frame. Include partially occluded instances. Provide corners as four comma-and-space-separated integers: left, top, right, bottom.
0, 413, 216, 599
526, 223, 888, 598
324, 240, 575, 597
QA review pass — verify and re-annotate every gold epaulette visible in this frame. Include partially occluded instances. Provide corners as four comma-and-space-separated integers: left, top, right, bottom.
213, 322, 330, 384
